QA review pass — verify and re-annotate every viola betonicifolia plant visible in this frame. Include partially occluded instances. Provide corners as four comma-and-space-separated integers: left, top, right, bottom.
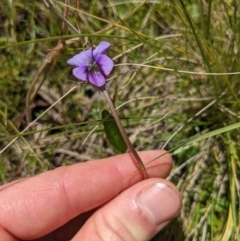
67, 41, 114, 88
67, 41, 147, 179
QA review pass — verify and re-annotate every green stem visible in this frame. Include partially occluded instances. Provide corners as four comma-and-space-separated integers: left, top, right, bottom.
101, 86, 147, 179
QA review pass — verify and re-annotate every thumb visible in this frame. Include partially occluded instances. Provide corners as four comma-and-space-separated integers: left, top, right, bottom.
73, 178, 182, 241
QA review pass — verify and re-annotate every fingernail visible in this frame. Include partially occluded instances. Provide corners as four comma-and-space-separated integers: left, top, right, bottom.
138, 182, 181, 225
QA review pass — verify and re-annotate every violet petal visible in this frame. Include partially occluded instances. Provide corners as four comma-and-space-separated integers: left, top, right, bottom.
72, 66, 88, 81
93, 41, 111, 56
96, 54, 114, 76
67, 48, 93, 66
88, 72, 106, 87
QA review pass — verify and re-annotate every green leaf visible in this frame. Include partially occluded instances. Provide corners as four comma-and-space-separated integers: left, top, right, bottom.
102, 110, 127, 153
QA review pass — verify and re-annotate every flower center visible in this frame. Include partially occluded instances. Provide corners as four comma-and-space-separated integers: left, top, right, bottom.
88, 61, 99, 73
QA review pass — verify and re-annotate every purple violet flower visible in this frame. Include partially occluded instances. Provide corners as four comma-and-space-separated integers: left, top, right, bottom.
67, 41, 114, 88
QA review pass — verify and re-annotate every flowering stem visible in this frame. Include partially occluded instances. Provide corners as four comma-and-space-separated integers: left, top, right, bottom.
100, 86, 148, 179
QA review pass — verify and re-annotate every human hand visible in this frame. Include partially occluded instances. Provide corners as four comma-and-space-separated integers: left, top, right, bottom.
0, 150, 181, 241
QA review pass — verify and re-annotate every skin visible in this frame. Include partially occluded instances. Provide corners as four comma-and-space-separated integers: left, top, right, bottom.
0, 150, 182, 241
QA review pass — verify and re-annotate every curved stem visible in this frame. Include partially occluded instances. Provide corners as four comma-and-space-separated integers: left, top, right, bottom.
100, 86, 148, 179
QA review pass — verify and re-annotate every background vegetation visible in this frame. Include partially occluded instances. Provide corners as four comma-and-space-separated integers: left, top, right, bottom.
0, 0, 240, 240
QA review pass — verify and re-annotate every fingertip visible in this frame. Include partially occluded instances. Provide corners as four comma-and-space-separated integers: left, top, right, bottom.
137, 179, 182, 228
74, 178, 181, 241
138, 150, 173, 178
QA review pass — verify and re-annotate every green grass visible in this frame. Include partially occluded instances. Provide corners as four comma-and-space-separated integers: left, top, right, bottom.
0, 0, 240, 240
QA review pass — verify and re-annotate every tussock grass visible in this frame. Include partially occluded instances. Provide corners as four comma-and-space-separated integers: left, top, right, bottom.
0, 0, 239, 240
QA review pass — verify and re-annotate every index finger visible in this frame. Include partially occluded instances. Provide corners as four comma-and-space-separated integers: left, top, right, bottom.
0, 150, 172, 240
